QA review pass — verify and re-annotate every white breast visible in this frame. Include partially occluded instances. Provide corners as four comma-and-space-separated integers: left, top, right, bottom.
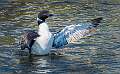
31, 22, 53, 55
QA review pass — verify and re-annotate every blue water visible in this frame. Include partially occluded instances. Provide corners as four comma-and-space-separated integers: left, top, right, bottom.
0, 0, 120, 74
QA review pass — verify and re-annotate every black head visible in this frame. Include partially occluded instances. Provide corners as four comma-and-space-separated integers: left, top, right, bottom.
37, 10, 53, 25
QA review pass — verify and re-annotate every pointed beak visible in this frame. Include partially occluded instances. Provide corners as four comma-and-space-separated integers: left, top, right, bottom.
46, 14, 54, 17
49, 14, 67, 17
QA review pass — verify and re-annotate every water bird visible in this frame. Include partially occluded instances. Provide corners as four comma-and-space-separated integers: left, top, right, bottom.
20, 10, 103, 55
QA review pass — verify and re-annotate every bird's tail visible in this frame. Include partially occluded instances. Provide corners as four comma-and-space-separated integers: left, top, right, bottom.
91, 17, 103, 27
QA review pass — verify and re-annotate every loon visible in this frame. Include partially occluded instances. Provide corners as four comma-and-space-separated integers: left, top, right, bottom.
20, 10, 103, 55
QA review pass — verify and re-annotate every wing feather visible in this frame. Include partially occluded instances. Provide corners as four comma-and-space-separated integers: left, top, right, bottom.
52, 17, 103, 48
52, 23, 97, 48
20, 30, 39, 50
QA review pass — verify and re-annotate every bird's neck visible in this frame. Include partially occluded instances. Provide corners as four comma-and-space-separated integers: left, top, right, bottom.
38, 22, 51, 36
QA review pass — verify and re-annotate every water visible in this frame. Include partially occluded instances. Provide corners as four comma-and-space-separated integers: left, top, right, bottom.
0, 0, 120, 74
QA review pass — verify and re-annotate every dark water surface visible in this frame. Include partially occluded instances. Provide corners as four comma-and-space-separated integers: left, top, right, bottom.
0, 0, 120, 74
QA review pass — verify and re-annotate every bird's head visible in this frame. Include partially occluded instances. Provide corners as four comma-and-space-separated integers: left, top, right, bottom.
37, 10, 53, 25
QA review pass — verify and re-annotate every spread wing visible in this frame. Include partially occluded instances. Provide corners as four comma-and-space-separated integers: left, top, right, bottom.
52, 17, 102, 48
20, 30, 39, 50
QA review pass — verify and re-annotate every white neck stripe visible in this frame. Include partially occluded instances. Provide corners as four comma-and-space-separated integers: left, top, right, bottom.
37, 17, 43, 22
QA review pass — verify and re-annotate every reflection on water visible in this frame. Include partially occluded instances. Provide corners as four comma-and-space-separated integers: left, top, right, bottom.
0, 0, 120, 74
